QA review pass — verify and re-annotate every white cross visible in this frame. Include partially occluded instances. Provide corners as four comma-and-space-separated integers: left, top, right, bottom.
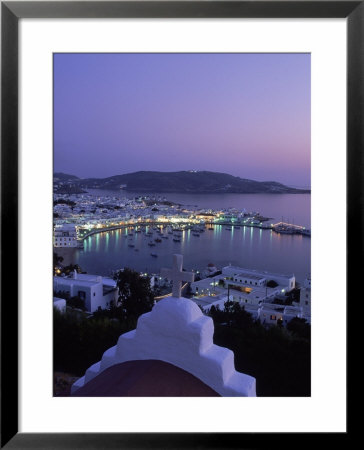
161, 254, 195, 298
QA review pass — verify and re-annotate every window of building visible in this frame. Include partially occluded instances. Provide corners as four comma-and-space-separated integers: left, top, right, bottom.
270, 315, 276, 320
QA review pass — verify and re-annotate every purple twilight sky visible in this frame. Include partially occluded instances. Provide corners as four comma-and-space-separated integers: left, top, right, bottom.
54, 53, 310, 188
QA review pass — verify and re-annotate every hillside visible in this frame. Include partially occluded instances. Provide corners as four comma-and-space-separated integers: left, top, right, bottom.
54, 172, 80, 182
71, 171, 309, 194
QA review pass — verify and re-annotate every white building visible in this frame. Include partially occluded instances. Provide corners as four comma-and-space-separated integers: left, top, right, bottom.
53, 297, 66, 313
300, 276, 311, 311
282, 305, 304, 326
299, 276, 311, 323
191, 264, 294, 307
258, 304, 303, 327
194, 294, 229, 310
201, 299, 261, 321
53, 272, 118, 313
191, 275, 226, 298
225, 273, 280, 306
53, 223, 78, 248
222, 265, 295, 292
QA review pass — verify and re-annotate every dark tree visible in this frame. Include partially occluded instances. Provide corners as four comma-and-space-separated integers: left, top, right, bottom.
53, 252, 64, 266
54, 252, 64, 275
62, 264, 83, 276
208, 300, 255, 329
115, 268, 155, 324
287, 317, 311, 340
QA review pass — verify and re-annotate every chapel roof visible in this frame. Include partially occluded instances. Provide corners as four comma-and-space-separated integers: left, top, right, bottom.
72, 359, 220, 397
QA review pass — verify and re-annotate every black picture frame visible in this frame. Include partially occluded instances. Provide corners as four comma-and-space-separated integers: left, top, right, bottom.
1, 1, 357, 448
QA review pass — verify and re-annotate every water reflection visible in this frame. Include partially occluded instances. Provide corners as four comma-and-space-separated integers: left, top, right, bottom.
76, 224, 310, 282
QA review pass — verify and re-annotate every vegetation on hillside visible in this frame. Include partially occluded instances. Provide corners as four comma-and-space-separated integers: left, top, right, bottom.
54, 275, 310, 396
208, 301, 311, 396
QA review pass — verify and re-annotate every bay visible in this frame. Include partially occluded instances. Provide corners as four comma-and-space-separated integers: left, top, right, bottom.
74, 190, 310, 283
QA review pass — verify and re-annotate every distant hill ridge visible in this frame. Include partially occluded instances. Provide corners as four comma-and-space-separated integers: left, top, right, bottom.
54, 172, 80, 182
54, 171, 310, 194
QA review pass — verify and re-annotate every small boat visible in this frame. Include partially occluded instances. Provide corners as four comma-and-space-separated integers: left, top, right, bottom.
225, 227, 232, 231
168, 231, 173, 235
128, 244, 135, 247
162, 236, 168, 239
274, 227, 294, 234
192, 233, 200, 237
148, 242, 156, 246
155, 238, 162, 243
208, 227, 214, 230
150, 253, 158, 257
173, 238, 181, 242
234, 226, 241, 229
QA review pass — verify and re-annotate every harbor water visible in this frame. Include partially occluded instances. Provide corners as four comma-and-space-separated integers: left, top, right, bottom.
73, 191, 310, 283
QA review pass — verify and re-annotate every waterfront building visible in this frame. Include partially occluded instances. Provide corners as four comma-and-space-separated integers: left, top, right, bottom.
53, 223, 78, 248
53, 272, 117, 313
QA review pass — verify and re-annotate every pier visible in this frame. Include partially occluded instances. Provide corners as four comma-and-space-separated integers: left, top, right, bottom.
271, 221, 310, 236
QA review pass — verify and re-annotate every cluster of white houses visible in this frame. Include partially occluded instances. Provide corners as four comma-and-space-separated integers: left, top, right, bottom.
53, 191, 266, 233
190, 265, 311, 325
54, 262, 311, 328
54, 271, 118, 313
53, 270, 157, 314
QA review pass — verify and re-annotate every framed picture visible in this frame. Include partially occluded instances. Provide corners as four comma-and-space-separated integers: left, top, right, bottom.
2, 1, 357, 447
